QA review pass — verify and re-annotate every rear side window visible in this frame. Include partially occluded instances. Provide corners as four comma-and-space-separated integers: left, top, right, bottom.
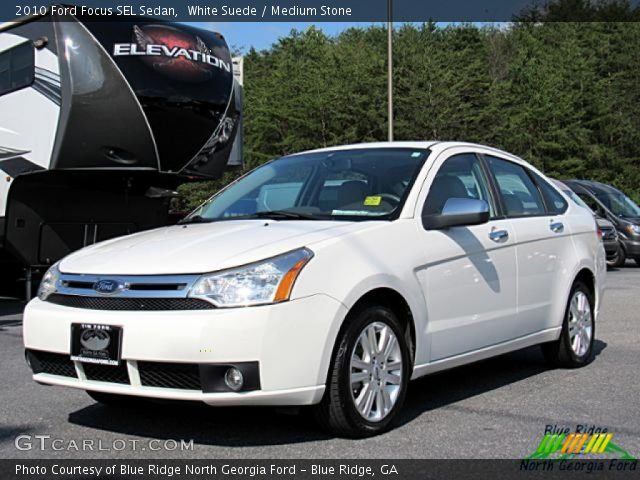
533, 173, 568, 214
486, 156, 545, 217
0, 41, 35, 96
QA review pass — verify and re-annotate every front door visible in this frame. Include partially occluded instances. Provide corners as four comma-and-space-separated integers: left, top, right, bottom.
416, 151, 518, 361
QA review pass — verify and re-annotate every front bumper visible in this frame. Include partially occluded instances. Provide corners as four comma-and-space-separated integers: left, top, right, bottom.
23, 294, 347, 406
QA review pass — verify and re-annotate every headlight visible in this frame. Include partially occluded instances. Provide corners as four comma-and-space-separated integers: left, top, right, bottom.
188, 248, 313, 307
626, 224, 640, 235
37, 262, 60, 301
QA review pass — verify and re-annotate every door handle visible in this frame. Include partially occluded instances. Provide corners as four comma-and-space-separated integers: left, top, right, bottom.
489, 229, 509, 242
550, 221, 564, 233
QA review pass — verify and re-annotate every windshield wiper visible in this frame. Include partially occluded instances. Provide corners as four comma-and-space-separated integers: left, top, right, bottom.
179, 211, 321, 224
249, 210, 320, 220
178, 215, 213, 225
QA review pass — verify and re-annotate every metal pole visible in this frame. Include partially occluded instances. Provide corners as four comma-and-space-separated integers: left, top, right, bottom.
387, 0, 394, 142
25, 268, 32, 301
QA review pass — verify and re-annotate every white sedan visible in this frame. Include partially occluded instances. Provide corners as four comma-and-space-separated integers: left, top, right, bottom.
24, 142, 606, 437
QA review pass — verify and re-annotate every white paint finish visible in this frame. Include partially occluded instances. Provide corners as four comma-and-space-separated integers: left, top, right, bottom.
59, 220, 368, 275
410, 146, 519, 360
508, 215, 576, 333
24, 294, 347, 392
23, 141, 606, 406
31, 373, 325, 406
416, 219, 519, 360
413, 327, 561, 378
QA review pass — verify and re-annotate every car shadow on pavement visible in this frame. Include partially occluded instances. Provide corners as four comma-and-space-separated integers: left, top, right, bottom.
69, 402, 333, 446
397, 340, 607, 428
67, 340, 607, 446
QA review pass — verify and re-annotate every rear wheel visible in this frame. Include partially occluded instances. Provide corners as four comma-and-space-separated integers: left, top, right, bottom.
606, 243, 625, 268
542, 281, 595, 368
313, 304, 411, 438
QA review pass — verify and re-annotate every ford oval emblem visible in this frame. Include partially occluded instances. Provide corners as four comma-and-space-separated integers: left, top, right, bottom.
93, 279, 123, 295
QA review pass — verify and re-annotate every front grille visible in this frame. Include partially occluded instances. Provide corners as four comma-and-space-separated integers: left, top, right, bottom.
63, 281, 187, 291
28, 350, 77, 378
83, 363, 130, 384
138, 361, 201, 390
47, 294, 214, 311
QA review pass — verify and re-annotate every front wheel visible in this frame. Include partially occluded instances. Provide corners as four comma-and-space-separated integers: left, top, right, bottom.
313, 304, 411, 438
542, 281, 595, 368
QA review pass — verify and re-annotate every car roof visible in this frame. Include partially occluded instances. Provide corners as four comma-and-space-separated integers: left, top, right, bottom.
287, 141, 524, 162
551, 179, 571, 190
564, 179, 623, 196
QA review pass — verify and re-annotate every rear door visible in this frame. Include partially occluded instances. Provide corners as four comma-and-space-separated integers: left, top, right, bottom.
484, 155, 573, 334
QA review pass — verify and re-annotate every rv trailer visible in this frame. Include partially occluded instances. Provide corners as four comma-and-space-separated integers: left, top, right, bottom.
0, 12, 243, 296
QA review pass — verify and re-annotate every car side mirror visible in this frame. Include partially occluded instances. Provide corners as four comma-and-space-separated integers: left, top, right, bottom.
423, 198, 490, 230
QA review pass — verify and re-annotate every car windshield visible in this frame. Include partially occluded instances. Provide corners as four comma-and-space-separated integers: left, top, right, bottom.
596, 192, 640, 218
187, 148, 429, 222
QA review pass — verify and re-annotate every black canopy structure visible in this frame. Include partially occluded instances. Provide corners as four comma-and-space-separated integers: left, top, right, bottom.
0, 11, 243, 295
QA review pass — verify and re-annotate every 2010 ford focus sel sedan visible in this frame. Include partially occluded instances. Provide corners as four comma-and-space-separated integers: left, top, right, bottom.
24, 142, 606, 437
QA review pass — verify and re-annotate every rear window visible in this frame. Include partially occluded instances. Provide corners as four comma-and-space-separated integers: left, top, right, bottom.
533, 173, 568, 214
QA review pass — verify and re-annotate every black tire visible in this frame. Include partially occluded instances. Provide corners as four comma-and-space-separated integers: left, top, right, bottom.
313, 304, 411, 438
542, 281, 595, 368
606, 243, 626, 268
86, 390, 144, 407
634, 258, 640, 267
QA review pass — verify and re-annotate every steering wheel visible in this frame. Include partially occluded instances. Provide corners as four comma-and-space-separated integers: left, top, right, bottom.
376, 193, 402, 206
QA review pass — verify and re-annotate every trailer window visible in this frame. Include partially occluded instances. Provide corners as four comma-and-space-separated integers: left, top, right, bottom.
0, 41, 35, 96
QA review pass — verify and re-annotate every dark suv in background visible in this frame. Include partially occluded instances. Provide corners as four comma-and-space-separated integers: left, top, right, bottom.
564, 180, 640, 267
553, 180, 621, 267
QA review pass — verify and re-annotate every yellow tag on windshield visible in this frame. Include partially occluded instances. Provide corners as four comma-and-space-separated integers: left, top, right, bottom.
364, 196, 382, 206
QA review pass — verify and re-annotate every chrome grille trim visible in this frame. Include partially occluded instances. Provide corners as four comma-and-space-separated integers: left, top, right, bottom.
55, 273, 201, 298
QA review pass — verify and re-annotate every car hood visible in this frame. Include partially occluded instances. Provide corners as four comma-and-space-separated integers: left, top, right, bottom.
60, 220, 363, 275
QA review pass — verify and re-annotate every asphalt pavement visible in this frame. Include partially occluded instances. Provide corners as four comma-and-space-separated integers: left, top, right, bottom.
1, 264, 639, 459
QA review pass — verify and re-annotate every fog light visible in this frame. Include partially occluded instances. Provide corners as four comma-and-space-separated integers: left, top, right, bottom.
224, 367, 244, 391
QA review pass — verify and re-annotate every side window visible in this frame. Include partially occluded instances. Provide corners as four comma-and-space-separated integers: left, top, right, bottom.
0, 41, 35, 96
423, 153, 495, 217
533, 173, 568, 214
486, 156, 545, 217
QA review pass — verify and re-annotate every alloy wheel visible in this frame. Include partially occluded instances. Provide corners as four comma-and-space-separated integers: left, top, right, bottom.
568, 290, 593, 357
350, 321, 403, 422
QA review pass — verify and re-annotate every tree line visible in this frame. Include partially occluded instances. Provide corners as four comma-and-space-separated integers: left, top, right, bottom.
176, 1, 640, 211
